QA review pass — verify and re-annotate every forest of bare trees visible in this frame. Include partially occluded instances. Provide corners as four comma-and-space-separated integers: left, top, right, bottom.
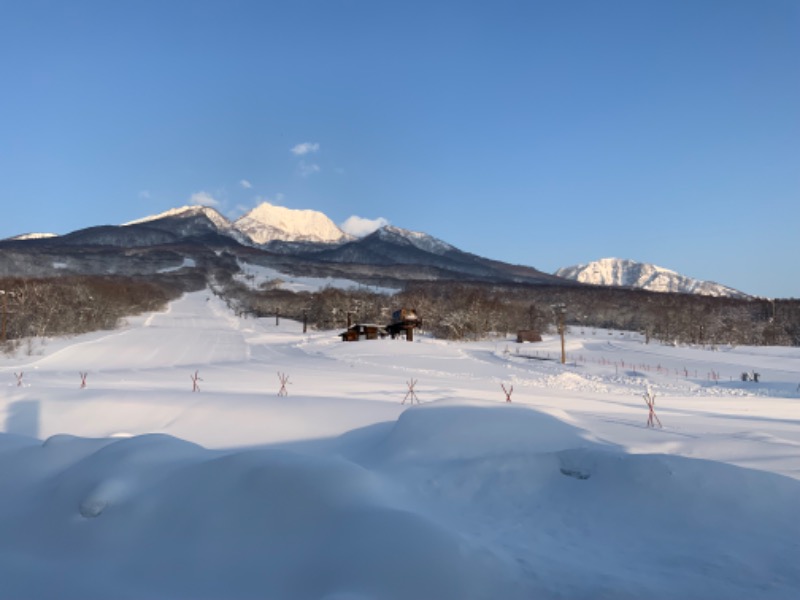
0, 276, 186, 353
224, 278, 800, 347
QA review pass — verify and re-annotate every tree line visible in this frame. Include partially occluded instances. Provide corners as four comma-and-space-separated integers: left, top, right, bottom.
3, 273, 798, 350
0, 275, 187, 353
224, 278, 800, 347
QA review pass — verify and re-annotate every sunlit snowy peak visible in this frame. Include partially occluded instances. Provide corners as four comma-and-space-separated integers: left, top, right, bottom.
235, 202, 351, 245
556, 257, 749, 298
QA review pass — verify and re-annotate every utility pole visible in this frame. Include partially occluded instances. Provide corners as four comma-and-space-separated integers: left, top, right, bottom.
551, 303, 567, 364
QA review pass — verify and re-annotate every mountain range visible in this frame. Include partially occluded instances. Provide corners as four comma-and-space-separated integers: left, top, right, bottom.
0, 203, 563, 288
0, 203, 747, 298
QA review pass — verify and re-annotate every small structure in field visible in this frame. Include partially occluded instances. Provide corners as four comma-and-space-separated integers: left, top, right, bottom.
516, 329, 542, 343
339, 323, 385, 342
340, 308, 420, 342
385, 308, 420, 342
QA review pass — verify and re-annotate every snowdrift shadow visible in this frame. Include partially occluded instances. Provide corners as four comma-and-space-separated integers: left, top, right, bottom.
4, 399, 40, 439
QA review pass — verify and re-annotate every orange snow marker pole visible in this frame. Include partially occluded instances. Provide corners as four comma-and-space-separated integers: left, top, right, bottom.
191, 370, 202, 392
643, 388, 662, 428
79, 372, 88, 389
501, 383, 513, 402
403, 379, 419, 405
277, 372, 290, 397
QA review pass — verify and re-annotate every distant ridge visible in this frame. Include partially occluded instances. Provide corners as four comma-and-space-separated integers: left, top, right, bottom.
555, 258, 749, 298
0, 201, 561, 286
125, 205, 233, 232
5, 232, 59, 241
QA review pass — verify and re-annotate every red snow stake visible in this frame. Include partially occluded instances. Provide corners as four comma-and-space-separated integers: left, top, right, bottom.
277, 372, 290, 397
191, 370, 202, 392
14, 372, 23, 387
79, 372, 88, 389
644, 388, 662, 428
403, 379, 419, 405
501, 383, 513, 402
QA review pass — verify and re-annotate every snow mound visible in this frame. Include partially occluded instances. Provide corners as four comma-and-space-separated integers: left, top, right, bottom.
356, 405, 800, 599
0, 432, 518, 600
367, 400, 596, 464
542, 371, 610, 393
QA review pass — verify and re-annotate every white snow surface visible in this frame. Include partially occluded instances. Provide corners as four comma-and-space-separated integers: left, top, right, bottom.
8, 232, 59, 240
2, 292, 799, 599
235, 261, 399, 294
235, 202, 350, 245
158, 257, 197, 273
556, 257, 749, 298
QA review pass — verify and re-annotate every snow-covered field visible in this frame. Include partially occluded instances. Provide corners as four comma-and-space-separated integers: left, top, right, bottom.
2, 291, 799, 599
235, 260, 398, 294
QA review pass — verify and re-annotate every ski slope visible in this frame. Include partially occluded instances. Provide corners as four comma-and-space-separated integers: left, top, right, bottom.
2, 291, 799, 599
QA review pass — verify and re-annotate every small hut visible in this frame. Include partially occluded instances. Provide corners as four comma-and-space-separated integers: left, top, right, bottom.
516, 329, 543, 343
339, 323, 384, 342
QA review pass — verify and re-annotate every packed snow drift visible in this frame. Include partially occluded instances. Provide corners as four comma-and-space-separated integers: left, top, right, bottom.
2, 291, 799, 599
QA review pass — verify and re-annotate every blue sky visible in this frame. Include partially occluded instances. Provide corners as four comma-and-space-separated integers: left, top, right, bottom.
1, 0, 798, 298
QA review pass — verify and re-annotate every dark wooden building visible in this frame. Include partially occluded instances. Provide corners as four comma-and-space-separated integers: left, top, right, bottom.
339, 323, 385, 342
516, 329, 543, 343
339, 308, 421, 342
386, 308, 420, 342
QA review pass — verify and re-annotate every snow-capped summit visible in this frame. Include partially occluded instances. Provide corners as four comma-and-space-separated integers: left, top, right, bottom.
376, 225, 455, 255
124, 205, 233, 231
555, 258, 749, 298
7, 232, 59, 241
235, 202, 350, 245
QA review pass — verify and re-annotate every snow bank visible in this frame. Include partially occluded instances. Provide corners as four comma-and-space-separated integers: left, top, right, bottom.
0, 432, 519, 600
3, 404, 799, 599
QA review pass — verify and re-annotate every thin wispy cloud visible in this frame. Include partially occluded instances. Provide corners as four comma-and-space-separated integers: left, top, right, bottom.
138, 190, 151, 200
297, 161, 321, 178
340, 215, 389, 237
189, 191, 220, 207
291, 142, 320, 156
240, 179, 252, 189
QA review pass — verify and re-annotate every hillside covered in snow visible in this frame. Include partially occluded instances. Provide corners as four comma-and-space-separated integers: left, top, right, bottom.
1, 291, 799, 598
